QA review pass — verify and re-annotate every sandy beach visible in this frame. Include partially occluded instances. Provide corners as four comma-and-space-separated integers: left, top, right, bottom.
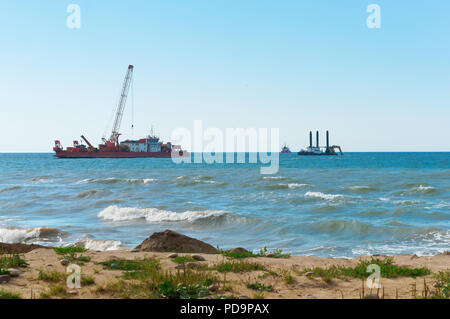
1, 239, 448, 299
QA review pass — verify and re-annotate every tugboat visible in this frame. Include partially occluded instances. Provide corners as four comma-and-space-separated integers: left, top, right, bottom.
53, 65, 188, 159
281, 144, 292, 153
297, 131, 343, 156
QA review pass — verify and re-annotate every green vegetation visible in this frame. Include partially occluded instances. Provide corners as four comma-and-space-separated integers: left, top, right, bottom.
38, 269, 65, 283
280, 270, 294, 284
220, 247, 290, 259
54, 246, 89, 263
40, 285, 68, 299
98, 258, 156, 271
246, 282, 274, 292
172, 255, 196, 264
77, 255, 91, 262
97, 257, 217, 299
212, 260, 265, 273
53, 246, 87, 255
257, 247, 291, 259
297, 258, 430, 282
222, 251, 257, 259
429, 270, 449, 299
0, 289, 21, 299
215, 295, 239, 299
253, 292, 266, 299
0, 253, 28, 270
81, 275, 95, 286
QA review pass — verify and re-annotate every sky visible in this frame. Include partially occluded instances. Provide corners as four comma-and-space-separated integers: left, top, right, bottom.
0, 0, 449, 152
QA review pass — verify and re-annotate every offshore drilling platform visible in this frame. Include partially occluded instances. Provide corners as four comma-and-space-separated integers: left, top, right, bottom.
298, 131, 343, 156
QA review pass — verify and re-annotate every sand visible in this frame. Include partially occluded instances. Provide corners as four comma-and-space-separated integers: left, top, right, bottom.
2, 247, 449, 299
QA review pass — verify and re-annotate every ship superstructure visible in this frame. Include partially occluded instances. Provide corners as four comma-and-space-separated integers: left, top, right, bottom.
297, 131, 343, 156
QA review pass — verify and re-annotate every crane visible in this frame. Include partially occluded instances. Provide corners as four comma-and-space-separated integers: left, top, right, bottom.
105, 65, 134, 147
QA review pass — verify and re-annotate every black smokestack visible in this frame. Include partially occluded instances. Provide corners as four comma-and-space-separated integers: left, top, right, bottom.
326, 130, 329, 150
316, 131, 319, 148
309, 131, 312, 148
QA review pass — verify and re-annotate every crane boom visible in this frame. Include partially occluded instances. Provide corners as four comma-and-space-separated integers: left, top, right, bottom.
109, 65, 134, 145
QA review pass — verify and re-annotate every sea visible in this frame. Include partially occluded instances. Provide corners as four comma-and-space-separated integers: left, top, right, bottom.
0, 152, 448, 258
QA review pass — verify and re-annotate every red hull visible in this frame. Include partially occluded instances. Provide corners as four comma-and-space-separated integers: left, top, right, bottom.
55, 151, 189, 158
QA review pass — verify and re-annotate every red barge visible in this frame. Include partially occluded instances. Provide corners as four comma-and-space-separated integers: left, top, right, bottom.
53, 65, 188, 159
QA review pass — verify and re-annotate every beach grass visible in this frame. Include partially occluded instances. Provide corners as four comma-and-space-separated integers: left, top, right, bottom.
211, 260, 265, 273
428, 270, 449, 299
246, 282, 274, 292
53, 246, 88, 263
297, 257, 430, 282
0, 289, 21, 299
220, 247, 290, 259
40, 284, 68, 299
53, 246, 87, 255
97, 257, 217, 299
38, 269, 66, 283
172, 255, 196, 264
0, 252, 28, 269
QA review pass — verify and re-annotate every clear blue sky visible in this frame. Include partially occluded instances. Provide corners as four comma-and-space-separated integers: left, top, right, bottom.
0, 0, 449, 152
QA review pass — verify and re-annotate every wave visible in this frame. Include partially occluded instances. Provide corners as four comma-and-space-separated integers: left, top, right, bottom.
264, 183, 309, 190
75, 189, 102, 199
352, 229, 450, 257
0, 186, 21, 193
262, 176, 289, 180
0, 226, 65, 244
176, 177, 227, 187
76, 239, 123, 251
76, 178, 157, 185
345, 185, 377, 193
31, 176, 53, 183
310, 220, 375, 234
305, 191, 344, 201
405, 185, 438, 194
394, 199, 424, 206
98, 205, 229, 223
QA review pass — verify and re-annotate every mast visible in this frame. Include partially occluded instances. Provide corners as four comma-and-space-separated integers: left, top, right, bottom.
109, 65, 134, 145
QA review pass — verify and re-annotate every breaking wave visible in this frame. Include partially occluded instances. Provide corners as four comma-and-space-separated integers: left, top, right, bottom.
262, 176, 289, 180
176, 176, 227, 187
0, 226, 65, 244
76, 239, 123, 251
98, 205, 230, 223
264, 183, 309, 190
305, 191, 344, 201
76, 178, 157, 185
406, 185, 437, 194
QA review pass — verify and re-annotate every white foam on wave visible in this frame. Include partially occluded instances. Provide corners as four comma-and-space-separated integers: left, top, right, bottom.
0, 226, 64, 244
98, 205, 228, 223
0, 227, 41, 243
263, 176, 285, 180
78, 239, 123, 251
351, 230, 450, 257
305, 191, 344, 200
288, 183, 309, 189
409, 185, 437, 193
76, 177, 157, 185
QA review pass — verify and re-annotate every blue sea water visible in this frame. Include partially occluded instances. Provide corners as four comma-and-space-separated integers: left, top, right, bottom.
0, 152, 449, 257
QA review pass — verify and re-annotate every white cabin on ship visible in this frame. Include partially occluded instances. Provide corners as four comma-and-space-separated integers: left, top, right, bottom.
120, 136, 172, 153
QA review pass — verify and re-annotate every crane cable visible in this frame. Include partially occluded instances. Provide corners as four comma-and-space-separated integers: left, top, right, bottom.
131, 71, 134, 139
